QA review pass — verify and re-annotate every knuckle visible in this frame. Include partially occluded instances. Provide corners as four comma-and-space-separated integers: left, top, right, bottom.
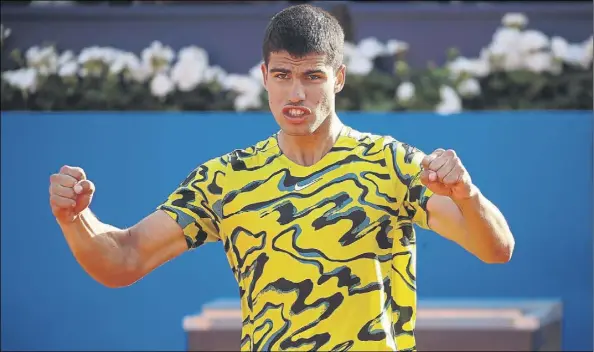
72, 167, 85, 179
60, 165, 71, 174
61, 186, 75, 198
60, 175, 76, 187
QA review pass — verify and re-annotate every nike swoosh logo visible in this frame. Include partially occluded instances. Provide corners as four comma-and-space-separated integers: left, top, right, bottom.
294, 178, 320, 191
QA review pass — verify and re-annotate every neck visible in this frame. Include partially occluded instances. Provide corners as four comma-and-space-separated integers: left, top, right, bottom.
278, 114, 344, 167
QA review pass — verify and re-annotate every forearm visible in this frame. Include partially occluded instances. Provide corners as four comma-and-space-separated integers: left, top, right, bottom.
453, 186, 515, 263
58, 208, 138, 287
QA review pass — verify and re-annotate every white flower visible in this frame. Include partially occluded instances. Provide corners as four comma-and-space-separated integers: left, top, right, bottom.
176, 46, 209, 87
502, 13, 528, 29
150, 73, 174, 98
386, 40, 409, 55
343, 42, 358, 62
582, 36, 593, 68
357, 37, 386, 60
551, 36, 593, 69
171, 58, 204, 92
25, 45, 59, 75
489, 28, 522, 57
565, 43, 588, 68
249, 62, 264, 85
2, 68, 38, 93
222, 74, 262, 97
108, 52, 151, 83
204, 65, 228, 84
523, 52, 553, 73
58, 61, 78, 77
435, 86, 462, 115
141, 41, 175, 75
234, 93, 262, 112
468, 58, 490, 77
178, 46, 208, 67
447, 57, 490, 78
347, 55, 373, 76
77, 46, 120, 77
395, 82, 415, 102
457, 78, 481, 98
447, 57, 471, 78
130, 64, 152, 83
551, 36, 569, 61
564, 37, 592, 69
58, 50, 74, 66
78, 46, 119, 65
343, 39, 375, 75
501, 51, 524, 71
519, 30, 549, 53
109, 52, 136, 74
486, 28, 526, 72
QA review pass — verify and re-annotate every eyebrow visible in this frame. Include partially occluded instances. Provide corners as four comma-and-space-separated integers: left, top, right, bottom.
269, 68, 326, 75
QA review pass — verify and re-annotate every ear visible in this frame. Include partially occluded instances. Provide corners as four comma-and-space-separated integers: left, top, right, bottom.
260, 62, 268, 91
334, 64, 346, 94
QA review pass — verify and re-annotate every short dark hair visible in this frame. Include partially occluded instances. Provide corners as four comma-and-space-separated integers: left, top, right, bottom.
262, 4, 345, 69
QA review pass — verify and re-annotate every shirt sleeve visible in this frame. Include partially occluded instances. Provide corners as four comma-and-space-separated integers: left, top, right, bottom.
157, 155, 228, 250
386, 139, 434, 229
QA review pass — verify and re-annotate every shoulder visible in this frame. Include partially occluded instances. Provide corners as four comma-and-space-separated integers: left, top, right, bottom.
198, 135, 277, 175
341, 127, 426, 188
341, 127, 424, 163
180, 136, 275, 192
226, 136, 275, 164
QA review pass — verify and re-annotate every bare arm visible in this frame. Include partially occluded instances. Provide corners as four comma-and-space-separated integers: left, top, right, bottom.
51, 160, 225, 288
58, 209, 188, 288
50, 165, 190, 288
426, 188, 515, 263
419, 149, 515, 264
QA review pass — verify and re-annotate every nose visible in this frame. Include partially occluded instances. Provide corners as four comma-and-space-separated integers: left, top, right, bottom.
288, 81, 305, 103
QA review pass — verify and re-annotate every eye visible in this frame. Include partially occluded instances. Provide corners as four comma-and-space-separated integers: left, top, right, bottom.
308, 75, 321, 80
274, 73, 288, 80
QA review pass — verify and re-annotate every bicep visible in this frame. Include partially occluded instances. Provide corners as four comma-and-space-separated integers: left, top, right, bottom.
117, 210, 188, 278
426, 195, 467, 245
119, 158, 227, 278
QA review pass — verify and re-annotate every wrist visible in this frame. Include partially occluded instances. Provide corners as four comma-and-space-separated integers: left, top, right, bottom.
453, 184, 481, 207
56, 209, 87, 228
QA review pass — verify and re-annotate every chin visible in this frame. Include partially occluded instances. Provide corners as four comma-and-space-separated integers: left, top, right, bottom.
280, 124, 316, 136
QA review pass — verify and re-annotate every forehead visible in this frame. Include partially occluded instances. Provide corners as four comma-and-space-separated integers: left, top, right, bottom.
268, 51, 330, 70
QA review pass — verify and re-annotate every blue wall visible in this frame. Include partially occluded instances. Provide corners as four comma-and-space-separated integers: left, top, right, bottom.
1, 111, 592, 351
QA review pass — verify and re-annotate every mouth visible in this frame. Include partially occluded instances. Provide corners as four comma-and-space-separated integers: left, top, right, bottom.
282, 106, 312, 124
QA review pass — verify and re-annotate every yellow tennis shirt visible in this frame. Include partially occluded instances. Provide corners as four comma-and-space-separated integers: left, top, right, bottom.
159, 126, 434, 351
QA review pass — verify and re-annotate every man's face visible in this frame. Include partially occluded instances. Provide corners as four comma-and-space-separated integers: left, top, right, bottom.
261, 51, 346, 136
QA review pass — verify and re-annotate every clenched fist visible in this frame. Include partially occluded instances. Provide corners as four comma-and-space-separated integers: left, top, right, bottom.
49, 165, 95, 223
420, 148, 476, 201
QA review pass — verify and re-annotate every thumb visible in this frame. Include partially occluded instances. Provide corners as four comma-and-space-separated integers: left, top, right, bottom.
74, 179, 95, 196
73, 180, 95, 214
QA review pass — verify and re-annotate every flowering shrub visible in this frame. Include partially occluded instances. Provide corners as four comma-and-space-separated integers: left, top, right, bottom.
0, 39, 262, 111
1, 13, 592, 114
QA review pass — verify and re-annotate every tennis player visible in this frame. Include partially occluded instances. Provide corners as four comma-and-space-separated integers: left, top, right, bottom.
49, 4, 515, 351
